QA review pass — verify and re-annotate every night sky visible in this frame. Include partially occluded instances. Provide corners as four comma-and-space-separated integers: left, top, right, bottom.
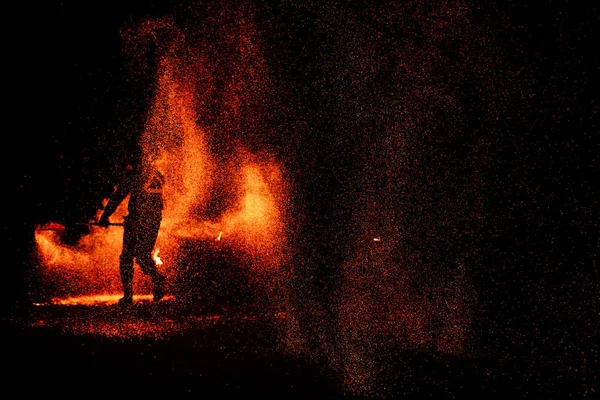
6, 0, 598, 396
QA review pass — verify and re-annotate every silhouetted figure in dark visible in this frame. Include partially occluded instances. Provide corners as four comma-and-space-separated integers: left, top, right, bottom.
98, 149, 166, 305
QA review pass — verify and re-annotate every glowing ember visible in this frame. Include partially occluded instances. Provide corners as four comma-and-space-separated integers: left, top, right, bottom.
217, 231, 223, 241
153, 249, 163, 265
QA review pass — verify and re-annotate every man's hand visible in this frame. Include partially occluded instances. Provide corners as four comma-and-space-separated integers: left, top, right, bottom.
98, 215, 111, 228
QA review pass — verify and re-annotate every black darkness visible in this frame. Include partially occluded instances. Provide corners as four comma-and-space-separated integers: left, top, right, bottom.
6, 0, 598, 397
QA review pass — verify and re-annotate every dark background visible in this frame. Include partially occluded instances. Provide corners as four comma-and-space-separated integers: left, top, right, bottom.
6, 0, 598, 396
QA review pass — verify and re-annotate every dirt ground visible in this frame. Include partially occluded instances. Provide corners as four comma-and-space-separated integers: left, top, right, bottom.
4, 296, 591, 399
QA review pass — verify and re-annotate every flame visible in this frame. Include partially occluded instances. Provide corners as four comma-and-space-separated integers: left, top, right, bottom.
153, 249, 163, 265
217, 231, 223, 241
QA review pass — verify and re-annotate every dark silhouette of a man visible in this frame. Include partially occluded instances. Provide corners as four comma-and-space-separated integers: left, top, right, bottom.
98, 149, 166, 305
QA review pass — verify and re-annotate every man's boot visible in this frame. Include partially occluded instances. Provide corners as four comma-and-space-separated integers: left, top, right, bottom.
119, 258, 134, 305
119, 282, 133, 305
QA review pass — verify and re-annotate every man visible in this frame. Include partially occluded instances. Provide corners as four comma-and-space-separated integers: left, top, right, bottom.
98, 148, 166, 305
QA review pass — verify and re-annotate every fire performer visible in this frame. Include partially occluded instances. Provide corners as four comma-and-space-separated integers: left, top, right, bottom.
98, 148, 166, 305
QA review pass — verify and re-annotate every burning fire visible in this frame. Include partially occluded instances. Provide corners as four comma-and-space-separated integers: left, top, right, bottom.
153, 249, 163, 265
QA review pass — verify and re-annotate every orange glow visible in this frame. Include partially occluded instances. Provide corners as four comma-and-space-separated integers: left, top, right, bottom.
41, 294, 175, 306
217, 156, 286, 255
153, 249, 163, 265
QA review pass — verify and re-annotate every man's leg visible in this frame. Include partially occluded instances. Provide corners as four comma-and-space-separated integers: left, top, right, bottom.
119, 254, 135, 304
137, 253, 165, 302
135, 215, 165, 302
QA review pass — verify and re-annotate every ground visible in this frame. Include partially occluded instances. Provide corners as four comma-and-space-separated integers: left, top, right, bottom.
6, 294, 591, 399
